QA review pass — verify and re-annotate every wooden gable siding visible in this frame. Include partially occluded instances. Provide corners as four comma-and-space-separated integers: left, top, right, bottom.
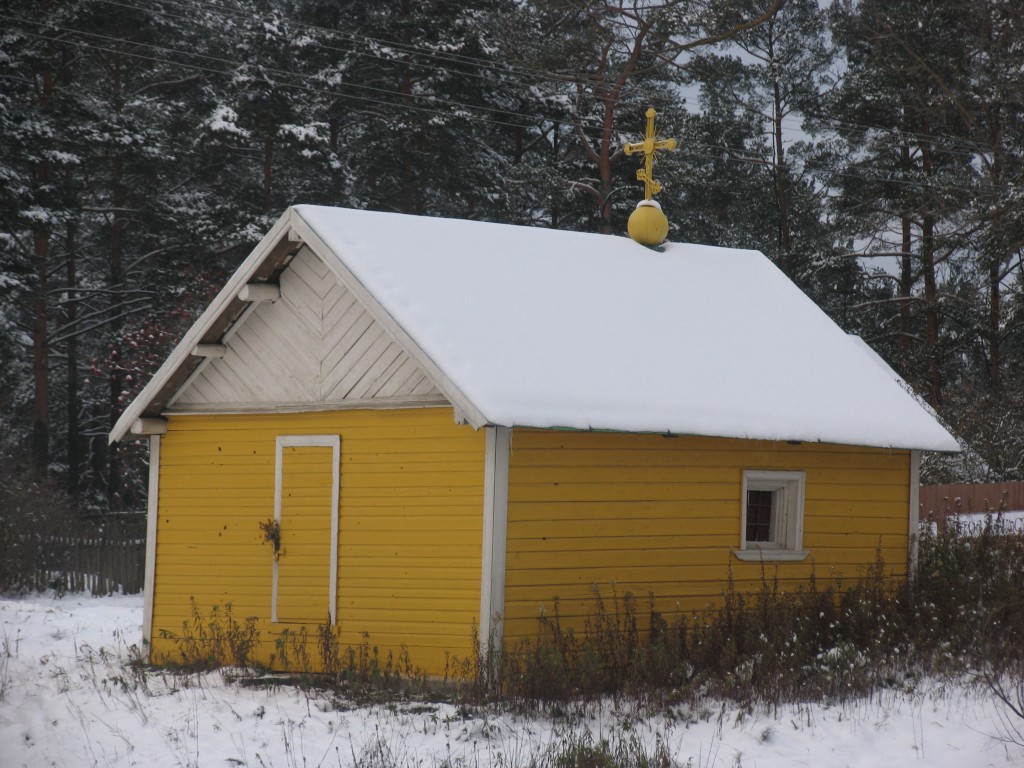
172, 247, 442, 409
502, 429, 910, 643
151, 407, 485, 674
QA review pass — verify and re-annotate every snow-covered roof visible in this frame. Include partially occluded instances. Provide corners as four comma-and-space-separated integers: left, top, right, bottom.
112, 205, 959, 451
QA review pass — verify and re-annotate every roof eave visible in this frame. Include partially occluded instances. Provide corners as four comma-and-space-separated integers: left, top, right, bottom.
488, 418, 960, 453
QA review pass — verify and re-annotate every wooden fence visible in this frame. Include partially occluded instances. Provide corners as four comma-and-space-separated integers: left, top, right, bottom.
24, 513, 147, 595
919, 482, 1024, 531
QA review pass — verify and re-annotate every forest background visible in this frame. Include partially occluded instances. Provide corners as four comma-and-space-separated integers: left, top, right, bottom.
2, 0, 1023, 515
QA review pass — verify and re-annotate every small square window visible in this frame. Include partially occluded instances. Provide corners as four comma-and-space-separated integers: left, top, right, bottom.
734, 470, 809, 562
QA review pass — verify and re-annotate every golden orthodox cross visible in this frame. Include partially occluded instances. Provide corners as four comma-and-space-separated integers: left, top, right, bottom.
623, 108, 678, 200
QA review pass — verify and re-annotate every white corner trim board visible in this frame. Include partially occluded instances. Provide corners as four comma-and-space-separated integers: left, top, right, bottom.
479, 426, 510, 650
909, 449, 921, 567
142, 435, 161, 654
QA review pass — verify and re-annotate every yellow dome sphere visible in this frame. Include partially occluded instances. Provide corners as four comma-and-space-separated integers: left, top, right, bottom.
627, 201, 669, 246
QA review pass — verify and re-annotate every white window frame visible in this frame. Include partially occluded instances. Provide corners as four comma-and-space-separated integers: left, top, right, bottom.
734, 469, 809, 562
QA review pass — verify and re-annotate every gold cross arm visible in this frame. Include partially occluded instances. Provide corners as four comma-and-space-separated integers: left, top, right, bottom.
623, 108, 677, 200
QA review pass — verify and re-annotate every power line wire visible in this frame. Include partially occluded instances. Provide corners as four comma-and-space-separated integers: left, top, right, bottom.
127, 0, 997, 158
97, 0, 575, 86
8, 2, 1003, 164
4, 17, 1010, 200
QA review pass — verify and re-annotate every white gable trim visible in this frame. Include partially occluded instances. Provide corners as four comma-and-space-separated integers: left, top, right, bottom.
289, 209, 489, 429
111, 208, 477, 444
110, 212, 301, 443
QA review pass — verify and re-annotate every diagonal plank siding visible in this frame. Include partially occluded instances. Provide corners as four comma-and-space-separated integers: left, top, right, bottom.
173, 247, 442, 408
151, 407, 485, 674
502, 429, 911, 644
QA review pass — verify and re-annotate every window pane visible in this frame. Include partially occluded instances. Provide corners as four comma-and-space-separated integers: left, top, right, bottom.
746, 489, 774, 542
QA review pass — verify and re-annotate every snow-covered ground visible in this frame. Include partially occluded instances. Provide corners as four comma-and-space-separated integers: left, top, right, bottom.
1, 594, 1022, 768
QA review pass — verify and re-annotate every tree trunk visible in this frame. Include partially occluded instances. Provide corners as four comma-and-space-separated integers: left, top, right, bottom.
32, 223, 50, 476
398, 0, 415, 215
921, 210, 941, 405
985, 108, 1004, 396
898, 145, 913, 351
31, 53, 55, 477
65, 220, 81, 496
551, 123, 560, 228
597, 100, 616, 235
920, 135, 941, 405
988, 249, 1001, 395
771, 37, 791, 263
262, 135, 273, 213
108, 49, 126, 508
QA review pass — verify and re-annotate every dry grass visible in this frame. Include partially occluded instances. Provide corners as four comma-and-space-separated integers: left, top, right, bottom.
158, 523, 1024, 715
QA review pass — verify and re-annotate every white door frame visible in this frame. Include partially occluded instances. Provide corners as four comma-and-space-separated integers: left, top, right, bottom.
271, 434, 340, 624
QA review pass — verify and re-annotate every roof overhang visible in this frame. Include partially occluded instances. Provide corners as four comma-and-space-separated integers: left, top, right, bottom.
110, 212, 303, 442
113, 205, 960, 453
110, 208, 487, 443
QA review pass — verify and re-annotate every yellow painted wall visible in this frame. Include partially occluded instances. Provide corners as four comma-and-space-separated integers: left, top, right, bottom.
152, 407, 485, 674
502, 429, 911, 644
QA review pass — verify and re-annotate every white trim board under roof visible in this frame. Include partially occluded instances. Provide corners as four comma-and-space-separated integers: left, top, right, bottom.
111, 205, 959, 452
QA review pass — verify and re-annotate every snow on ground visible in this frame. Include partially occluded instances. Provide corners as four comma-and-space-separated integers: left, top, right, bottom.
1, 594, 1022, 768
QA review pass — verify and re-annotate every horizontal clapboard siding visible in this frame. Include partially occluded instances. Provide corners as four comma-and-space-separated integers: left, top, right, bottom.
173, 247, 442, 409
151, 407, 485, 674
502, 429, 911, 643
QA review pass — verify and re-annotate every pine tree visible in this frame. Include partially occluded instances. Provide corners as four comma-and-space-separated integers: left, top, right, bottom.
506, 0, 784, 235
299, 0, 520, 219
0, 0, 93, 476
680, 0, 854, 315
830, 0, 974, 405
